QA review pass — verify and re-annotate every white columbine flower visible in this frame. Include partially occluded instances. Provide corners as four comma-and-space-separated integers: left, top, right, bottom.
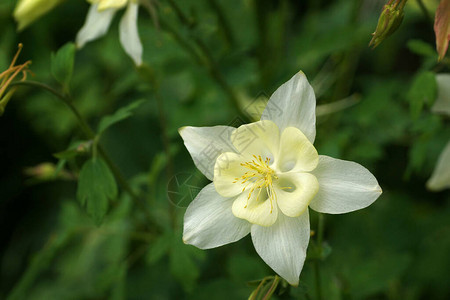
179, 72, 382, 285
76, 0, 143, 66
427, 73, 450, 191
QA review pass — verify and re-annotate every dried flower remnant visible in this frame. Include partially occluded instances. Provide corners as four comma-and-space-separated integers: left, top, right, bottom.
0, 44, 32, 116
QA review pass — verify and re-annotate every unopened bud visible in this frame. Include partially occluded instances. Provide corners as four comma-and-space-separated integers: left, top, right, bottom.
24, 162, 73, 181
13, 0, 64, 31
434, 0, 450, 61
369, 0, 408, 48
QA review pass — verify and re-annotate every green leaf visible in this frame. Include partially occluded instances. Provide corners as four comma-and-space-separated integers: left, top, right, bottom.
408, 71, 437, 119
51, 43, 76, 92
146, 232, 172, 265
407, 39, 438, 58
53, 140, 90, 160
97, 99, 146, 135
169, 233, 205, 292
77, 158, 117, 225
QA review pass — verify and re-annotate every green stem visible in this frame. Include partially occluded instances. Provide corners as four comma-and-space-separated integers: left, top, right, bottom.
161, 1, 247, 120
314, 213, 325, 300
207, 0, 235, 47
416, 0, 431, 22
10, 80, 153, 222
154, 81, 176, 228
262, 275, 280, 300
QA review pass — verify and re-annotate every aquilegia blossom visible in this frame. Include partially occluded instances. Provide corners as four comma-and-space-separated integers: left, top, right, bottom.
76, 0, 142, 66
179, 72, 382, 285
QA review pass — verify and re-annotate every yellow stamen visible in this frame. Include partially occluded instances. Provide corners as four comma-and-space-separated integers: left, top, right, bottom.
234, 155, 277, 213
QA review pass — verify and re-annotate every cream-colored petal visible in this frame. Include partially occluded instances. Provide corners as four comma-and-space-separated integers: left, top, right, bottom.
251, 210, 310, 285
232, 188, 278, 227
274, 172, 319, 217
76, 4, 116, 48
261, 71, 316, 143
276, 127, 318, 173
14, 0, 62, 31
179, 126, 236, 181
97, 0, 127, 11
427, 140, 450, 191
231, 120, 280, 161
183, 183, 251, 249
431, 74, 450, 116
214, 152, 248, 198
309, 155, 382, 214
119, 2, 143, 66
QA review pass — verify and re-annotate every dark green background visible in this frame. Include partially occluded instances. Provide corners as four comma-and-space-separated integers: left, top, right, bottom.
1, 0, 449, 299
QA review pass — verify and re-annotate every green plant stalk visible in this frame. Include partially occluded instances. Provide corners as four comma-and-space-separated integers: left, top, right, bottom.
10, 80, 153, 223
154, 82, 177, 229
161, 1, 247, 121
314, 213, 325, 300
416, 0, 431, 22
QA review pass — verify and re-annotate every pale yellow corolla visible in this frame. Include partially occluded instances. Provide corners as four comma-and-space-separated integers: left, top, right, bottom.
179, 72, 382, 285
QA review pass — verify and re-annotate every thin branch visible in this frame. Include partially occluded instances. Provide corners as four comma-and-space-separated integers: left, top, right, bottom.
10, 80, 154, 224
160, 1, 247, 120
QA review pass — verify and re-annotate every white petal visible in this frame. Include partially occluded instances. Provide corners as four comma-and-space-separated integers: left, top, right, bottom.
431, 74, 450, 116
179, 126, 236, 181
251, 210, 310, 285
183, 183, 251, 249
231, 120, 280, 161
76, 4, 116, 49
427, 140, 450, 191
214, 152, 249, 198
261, 71, 316, 143
309, 155, 382, 214
274, 172, 319, 217
97, 0, 127, 11
119, 2, 143, 66
276, 126, 318, 173
232, 188, 278, 227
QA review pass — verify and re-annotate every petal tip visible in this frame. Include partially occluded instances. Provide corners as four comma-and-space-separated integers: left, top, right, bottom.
288, 280, 299, 287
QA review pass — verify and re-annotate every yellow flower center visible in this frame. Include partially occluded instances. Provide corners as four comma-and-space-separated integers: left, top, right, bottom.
233, 155, 278, 213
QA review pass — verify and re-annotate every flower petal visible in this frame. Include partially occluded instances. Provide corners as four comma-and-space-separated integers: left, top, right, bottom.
232, 188, 278, 227
276, 126, 318, 173
179, 126, 236, 181
214, 152, 248, 198
427, 140, 450, 191
119, 2, 143, 66
97, 0, 127, 11
76, 4, 116, 49
251, 210, 310, 285
431, 73, 450, 116
275, 172, 319, 217
261, 71, 316, 143
309, 155, 382, 214
183, 183, 251, 249
231, 120, 280, 161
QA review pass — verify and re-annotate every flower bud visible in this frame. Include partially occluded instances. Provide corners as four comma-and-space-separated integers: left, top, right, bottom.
13, 0, 64, 31
434, 0, 450, 61
369, 0, 408, 48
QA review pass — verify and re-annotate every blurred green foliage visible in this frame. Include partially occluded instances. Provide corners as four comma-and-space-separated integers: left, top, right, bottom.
1, 0, 449, 299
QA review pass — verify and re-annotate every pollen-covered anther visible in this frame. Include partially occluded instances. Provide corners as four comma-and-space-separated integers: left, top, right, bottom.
233, 154, 278, 213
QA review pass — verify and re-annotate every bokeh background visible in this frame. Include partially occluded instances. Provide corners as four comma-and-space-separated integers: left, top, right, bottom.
1, 0, 450, 299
